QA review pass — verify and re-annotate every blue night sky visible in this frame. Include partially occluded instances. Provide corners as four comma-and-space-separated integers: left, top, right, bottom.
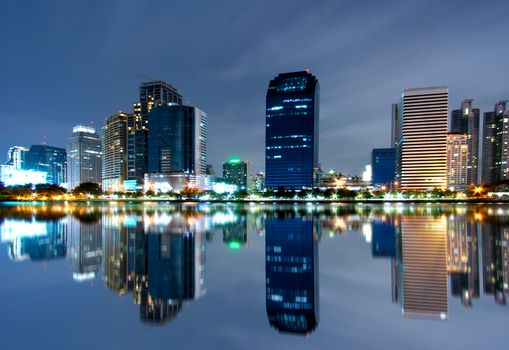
1, 0, 508, 175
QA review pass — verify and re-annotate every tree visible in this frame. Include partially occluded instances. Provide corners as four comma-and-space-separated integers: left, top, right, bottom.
72, 182, 102, 196
35, 184, 67, 197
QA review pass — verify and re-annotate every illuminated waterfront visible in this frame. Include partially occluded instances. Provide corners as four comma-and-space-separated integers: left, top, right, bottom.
0, 202, 508, 349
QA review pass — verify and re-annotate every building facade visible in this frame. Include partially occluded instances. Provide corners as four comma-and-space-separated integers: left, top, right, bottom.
147, 104, 206, 176
6, 146, 29, 170
450, 98, 480, 185
222, 157, 250, 189
396, 86, 448, 190
371, 148, 396, 187
494, 101, 509, 183
482, 111, 497, 185
265, 71, 319, 189
446, 133, 468, 189
102, 112, 129, 191
66, 125, 102, 189
127, 81, 183, 183
25, 145, 67, 185
391, 103, 399, 148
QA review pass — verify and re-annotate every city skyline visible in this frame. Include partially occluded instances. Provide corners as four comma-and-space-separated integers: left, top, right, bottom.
1, 1, 508, 175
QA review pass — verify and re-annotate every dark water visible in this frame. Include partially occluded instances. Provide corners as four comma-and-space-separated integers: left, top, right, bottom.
0, 202, 508, 349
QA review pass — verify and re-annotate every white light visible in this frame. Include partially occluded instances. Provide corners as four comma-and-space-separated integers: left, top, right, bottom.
1, 219, 48, 242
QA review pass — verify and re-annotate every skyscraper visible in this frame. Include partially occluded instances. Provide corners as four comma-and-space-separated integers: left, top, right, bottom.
395, 86, 448, 190
391, 103, 399, 148
265, 71, 319, 189
450, 98, 480, 184
102, 112, 129, 191
482, 111, 497, 185
66, 125, 102, 189
25, 145, 67, 185
371, 148, 396, 187
222, 157, 250, 189
493, 101, 509, 183
6, 146, 29, 169
446, 133, 468, 189
127, 81, 183, 183
147, 104, 206, 175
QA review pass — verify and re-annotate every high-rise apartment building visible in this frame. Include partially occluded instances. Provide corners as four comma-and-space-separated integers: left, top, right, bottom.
6, 146, 29, 170
482, 111, 497, 185
395, 87, 448, 190
127, 81, 183, 183
147, 105, 206, 175
102, 112, 129, 191
493, 101, 509, 183
265, 71, 319, 189
66, 125, 102, 189
450, 98, 480, 185
223, 157, 250, 189
446, 133, 468, 189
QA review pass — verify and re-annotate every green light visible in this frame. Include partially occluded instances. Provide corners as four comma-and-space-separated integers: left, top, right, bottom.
228, 242, 242, 250
228, 157, 241, 164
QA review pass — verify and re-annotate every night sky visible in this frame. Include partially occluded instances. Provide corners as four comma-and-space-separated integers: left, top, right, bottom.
1, 0, 508, 175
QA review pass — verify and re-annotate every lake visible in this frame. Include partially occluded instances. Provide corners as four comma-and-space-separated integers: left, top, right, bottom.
0, 201, 507, 349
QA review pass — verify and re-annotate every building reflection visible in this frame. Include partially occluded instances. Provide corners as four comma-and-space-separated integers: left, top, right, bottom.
265, 215, 319, 335
101, 211, 206, 325
66, 216, 102, 282
481, 222, 509, 304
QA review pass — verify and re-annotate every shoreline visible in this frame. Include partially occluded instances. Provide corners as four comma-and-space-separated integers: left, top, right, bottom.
1, 198, 508, 204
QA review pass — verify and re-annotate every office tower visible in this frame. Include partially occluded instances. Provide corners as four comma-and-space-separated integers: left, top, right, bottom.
147, 105, 207, 175
6, 146, 29, 169
265, 71, 319, 189
265, 216, 319, 335
66, 125, 102, 189
127, 81, 183, 183
446, 133, 468, 189
395, 87, 448, 190
450, 98, 480, 184
391, 103, 399, 148
223, 157, 250, 189
371, 148, 396, 187
482, 111, 497, 184
25, 145, 67, 185
397, 216, 448, 319
102, 112, 129, 191
66, 217, 102, 282
494, 101, 509, 183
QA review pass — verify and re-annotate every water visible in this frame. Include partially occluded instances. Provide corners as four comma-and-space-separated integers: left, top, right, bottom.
0, 202, 507, 349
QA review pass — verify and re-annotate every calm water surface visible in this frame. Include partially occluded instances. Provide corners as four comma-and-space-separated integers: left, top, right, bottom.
0, 202, 508, 349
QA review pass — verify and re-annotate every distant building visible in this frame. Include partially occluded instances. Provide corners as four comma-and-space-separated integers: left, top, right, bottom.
147, 104, 206, 176
396, 86, 448, 190
6, 146, 29, 170
391, 103, 399, 148
66, 125, 102, 189
482, 111, 496, 185
446, 133, 468, 189
25, 145, 67, 185
265, 71, 319, 189
223, 157, 249, 189
450, 98, 480, 185
371, 148, 396, 187
494, 101, 509, 183
127, 81, 183, 183
102, 112, 129, 191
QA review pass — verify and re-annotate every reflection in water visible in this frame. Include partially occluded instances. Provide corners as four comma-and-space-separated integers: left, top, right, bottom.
1, 202, 509, 330
265, 215, 319, 335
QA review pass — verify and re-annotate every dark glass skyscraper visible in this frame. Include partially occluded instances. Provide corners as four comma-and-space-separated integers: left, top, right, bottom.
482, 111, 496, 184
265, 215, 319, 335
25, 145, 67, 185
450, 98, 480, 184
371, 148, 396, 187
127, 81, 183, 183
147, 105, 207, 175
265, 71, 319, 189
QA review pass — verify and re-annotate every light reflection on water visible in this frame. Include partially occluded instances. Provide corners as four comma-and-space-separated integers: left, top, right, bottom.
0, 202, 508, 348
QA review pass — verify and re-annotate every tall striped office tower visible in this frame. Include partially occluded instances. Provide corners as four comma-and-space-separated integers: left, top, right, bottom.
395, 87, 448, 190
